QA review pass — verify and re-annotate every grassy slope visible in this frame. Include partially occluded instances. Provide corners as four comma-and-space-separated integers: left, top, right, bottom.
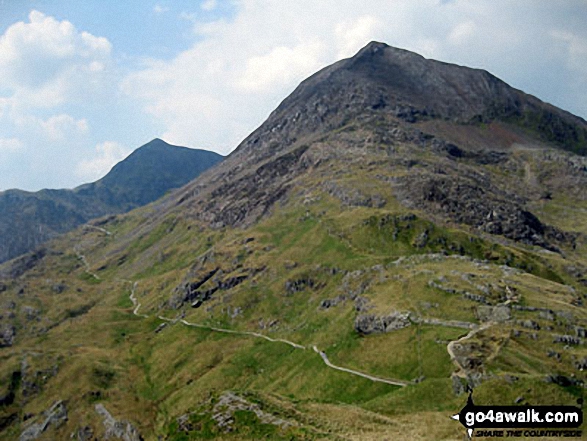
1, 129, 587, 440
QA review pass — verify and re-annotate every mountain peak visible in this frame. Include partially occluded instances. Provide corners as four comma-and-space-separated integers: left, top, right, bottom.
232, 41, 587, 162
356, 40, 389, 54
140, 138, 172, 150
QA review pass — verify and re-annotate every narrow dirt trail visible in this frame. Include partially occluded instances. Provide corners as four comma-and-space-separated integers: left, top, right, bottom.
132, 286, 406, 386
446, 323, 492, 378
74, 248, 101, 281
312, 346, 411, 387
77, 225, 408, 387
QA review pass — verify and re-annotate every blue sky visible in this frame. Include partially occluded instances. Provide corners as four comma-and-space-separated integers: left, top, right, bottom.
1, 0, 586, 191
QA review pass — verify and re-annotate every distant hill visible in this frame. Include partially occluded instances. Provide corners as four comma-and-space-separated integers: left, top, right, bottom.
0, 138, 223, 263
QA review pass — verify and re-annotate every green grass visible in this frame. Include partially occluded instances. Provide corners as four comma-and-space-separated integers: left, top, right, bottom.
4, 139, 587, 440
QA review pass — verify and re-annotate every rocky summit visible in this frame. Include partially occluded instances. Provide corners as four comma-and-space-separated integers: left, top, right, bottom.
1, 42, 587, 440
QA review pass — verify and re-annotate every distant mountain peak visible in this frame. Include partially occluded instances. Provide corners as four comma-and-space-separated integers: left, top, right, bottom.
0, 140, 223, 264
139, 138, 173, 150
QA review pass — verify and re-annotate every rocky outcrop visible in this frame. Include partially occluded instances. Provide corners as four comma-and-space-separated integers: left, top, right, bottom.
171, 266, 263, 309
354, 311, 411, 335
396, 173, 573, 251
324, 182, 386, 208
553, 335, 581, 345
19, 400, 67, 441
193, 144, 310, 228
476, 305, 511, 323
0, 324, 15, 347
95, 404, 143, 441
211, 392, 297, 433
0, 249, 46, 280
71, 426, 94, 441
285, 277, 317, 294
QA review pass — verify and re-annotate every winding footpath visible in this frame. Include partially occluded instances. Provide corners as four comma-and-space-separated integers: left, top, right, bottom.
129, 283, 408, 386
74, 248, 101, 281
80, 225, 409, 388
446, 323, 493, 378
312, 346, 410, 387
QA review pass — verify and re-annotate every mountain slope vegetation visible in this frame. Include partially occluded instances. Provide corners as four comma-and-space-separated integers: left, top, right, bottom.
1, 42, 587, 440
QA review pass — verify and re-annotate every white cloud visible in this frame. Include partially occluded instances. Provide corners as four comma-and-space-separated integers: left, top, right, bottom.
448, 20, 475, 45
0, 10, 111, 107
0, 138, 23, 152
201, 0, 217, 12
40, 114, 89, 141
550, 30, 587, 74
153, 5, 170, 14
335, 15, 383, 59
75, 141, 131, 182
236, 42, 326, 93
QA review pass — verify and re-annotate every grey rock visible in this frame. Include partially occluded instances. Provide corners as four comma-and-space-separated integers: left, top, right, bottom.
285, 277, 316, 294
575, 357, 587, 371
354, 311, 411, 335
1, 324, 15, 347
553, 335, 581, 345
547, 349, 561, 361
320, 295, 346, 309
19, 400, 67, 441
477, 305, 511, 323
538, 310, 556, 321
451, 374, 467, 396
95, 403, 143, 441
71, 426, 93, 441
211, 391, 297, 433
545, 375, 583, 387
517, 320, 540, 330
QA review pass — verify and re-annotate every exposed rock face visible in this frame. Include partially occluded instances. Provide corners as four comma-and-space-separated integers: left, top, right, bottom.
95, 404, 143, 441
71, 426, 94, 441
476, 305, 511, 323
210, 392, 297, 433
0, 249, 46, 280
19, 400, 67, 441
285, 277, 317, 294
193, 144, 310, 228
354, 311, 411, 335
167, 41, 586, 252
395, 172, 573, 250
170, 265, 263, 309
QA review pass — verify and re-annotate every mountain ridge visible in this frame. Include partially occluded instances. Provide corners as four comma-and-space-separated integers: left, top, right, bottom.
158, 42, 587, 236
0, 138, 223, 264
1, 41, 587, 440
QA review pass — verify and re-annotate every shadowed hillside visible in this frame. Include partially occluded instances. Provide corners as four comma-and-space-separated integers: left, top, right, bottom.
0, 139, 223, 264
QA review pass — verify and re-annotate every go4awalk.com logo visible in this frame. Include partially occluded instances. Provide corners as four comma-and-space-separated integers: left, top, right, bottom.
451, 393, 583, 438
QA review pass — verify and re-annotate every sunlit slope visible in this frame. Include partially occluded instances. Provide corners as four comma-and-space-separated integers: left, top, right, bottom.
1, 121, 586, 439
